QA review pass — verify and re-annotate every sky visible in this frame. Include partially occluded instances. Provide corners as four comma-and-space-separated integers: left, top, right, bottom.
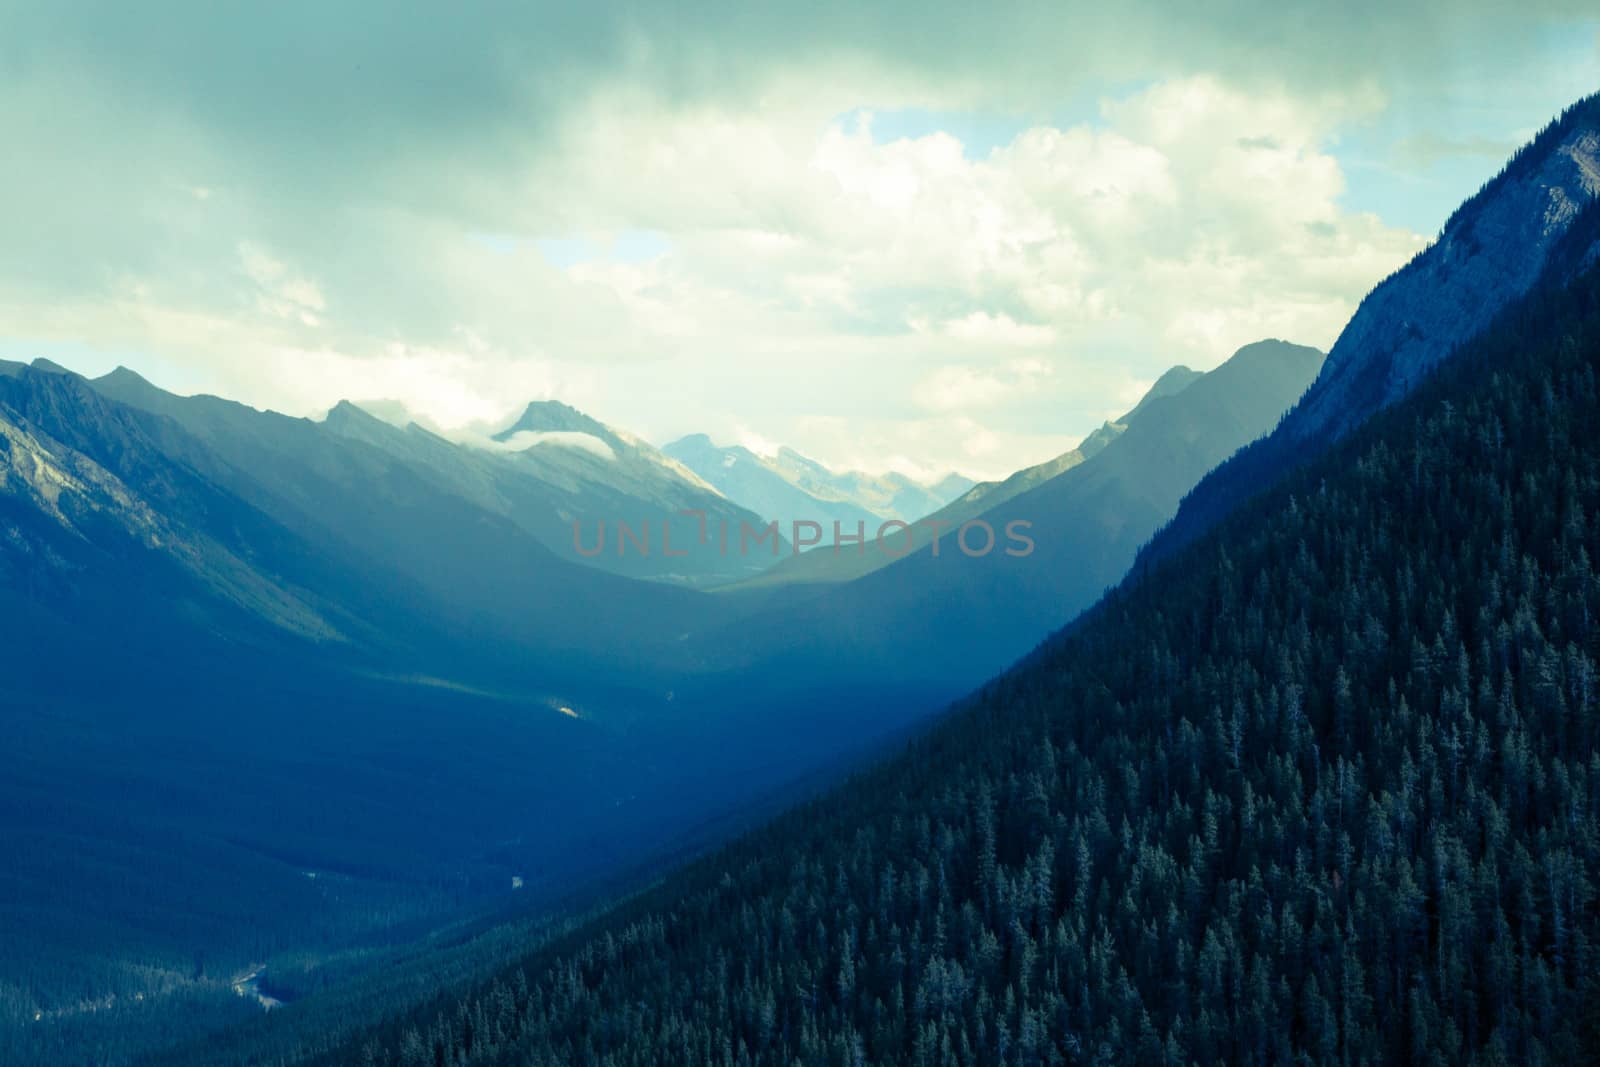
1, 4, 1597, 480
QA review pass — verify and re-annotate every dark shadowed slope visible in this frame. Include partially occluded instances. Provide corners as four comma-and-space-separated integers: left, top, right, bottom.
2, 360, 385, 652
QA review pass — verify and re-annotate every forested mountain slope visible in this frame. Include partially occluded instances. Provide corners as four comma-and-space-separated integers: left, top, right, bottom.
262, 248, 1600, 1066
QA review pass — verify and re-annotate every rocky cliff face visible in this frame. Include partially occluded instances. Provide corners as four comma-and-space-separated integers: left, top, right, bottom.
1293, 111, 1600, 443
0, 362, 345, 640
1138, 93, 1600, 567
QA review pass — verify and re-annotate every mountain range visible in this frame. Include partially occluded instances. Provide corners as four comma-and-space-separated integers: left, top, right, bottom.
96, 371, 779, 587
122, 88, 1600, 1067
12, 85, 1600, 1067
282, 182, 1600, 1067
662, 433, 972, 534
0, 336, 1320, 1065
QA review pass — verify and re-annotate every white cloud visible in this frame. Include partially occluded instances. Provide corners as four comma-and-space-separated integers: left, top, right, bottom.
732, 427, 781, 457
239, 243, 327, 326
0, 68, 1435, 478
912, 360, 1054, 413
935, 312, 1059, 347
464, 429, 617, 460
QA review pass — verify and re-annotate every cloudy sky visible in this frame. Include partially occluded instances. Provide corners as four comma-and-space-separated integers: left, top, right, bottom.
2, 4, 1597, 478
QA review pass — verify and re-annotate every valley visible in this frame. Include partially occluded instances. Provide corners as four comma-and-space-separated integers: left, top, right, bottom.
4, 14, 1600, 1064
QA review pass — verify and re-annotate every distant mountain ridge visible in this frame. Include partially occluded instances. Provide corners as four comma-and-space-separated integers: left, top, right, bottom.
663, 434, 884, 532
765, 446, 972, 523
94, 370, 776, 585
737, 363, 1203, 588
12, 361, 734, 666
663, 434, 971, 530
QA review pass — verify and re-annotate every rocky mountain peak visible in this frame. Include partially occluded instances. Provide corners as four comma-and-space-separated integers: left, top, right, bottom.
1291, 93, 1600, 444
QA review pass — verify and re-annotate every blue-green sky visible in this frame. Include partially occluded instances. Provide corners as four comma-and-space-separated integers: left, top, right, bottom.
1, 2, 1596, 477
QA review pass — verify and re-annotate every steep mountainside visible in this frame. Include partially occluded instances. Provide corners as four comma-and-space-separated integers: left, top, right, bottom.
261, 219, 1600, 1067
1, 360, 369, 647
1141, 91, 1600, 566
86, 365, 728, 660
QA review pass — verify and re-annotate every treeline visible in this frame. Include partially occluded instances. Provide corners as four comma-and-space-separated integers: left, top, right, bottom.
194, 266, 1600, 1065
